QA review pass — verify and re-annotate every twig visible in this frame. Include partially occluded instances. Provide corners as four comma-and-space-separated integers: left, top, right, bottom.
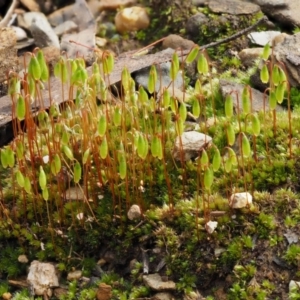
0, 0, 18, 28
200, 16, 268, 50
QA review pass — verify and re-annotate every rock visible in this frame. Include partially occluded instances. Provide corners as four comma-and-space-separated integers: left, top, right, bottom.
18, 254, 28, 263
96, 282, 112, 300
208, 0, 261, 15
23, 12, 60, 48
183, 290, 205, 300
248, 31, 282, 46
289, 280, 300, 292
0, 27, 19, 83
239, 48, 263, 67
99, 0, 137, 10
11, 26, 27, 41
205, 220, 218, 234
229, 192, 253, 208
272, 32, 300, 87
134, 61, 184, 93
162, 34, 195, 50
173, 131, 212, 161
47, 5, 74, 27
185, 13, 209, 37
192, 0, 207, 6
115, 6, 150, 33
54, 20, 78, 36
127, 204, 142, 220
27, 260, 59, 297
2, 292, 12, 300
64, 186, 85, 201
67, 270, 82, 281
20, 0, 40, 11
53, 287, 68, 299
152, 292, 175, 300
283, 230, 299, 245
252, 0, 300, 27
219, 79, 283, 112
143, 273, 176, 291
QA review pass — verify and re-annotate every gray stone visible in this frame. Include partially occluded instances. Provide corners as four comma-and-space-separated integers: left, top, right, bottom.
27, 261, 59, 297
229, 192, 253, 208
134, 61, 184, 93
173, 131, 212, 161
273, 32, 300, 87
219, 79, 283, 112
208, 0, 261, 15
185, 13, 209, 36
152, 292, 174, 300
253, 0, 300, 27
143, 273, 176, 291
239, 48, 263, 67
127, 204, 142, 220
54, 20, 78, 36
67, 270, 82, 281
248, 31, 282, 46
23, 12, 60, 48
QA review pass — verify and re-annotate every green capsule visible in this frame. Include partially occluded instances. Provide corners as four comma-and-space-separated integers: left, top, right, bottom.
28, 55, 41, 80
200, 149, 209, 168
6, 147, 15, 168
186, 46, 199, 64
119, 154, 127, 179
262, 43, 271, 60
176, 119, 184, 135
212, 148, 221, 172
197, 53, 209, 75
62, 145, 74, 160
148, 65, 157, 94
99, 137, 108, 159
170, 96, 177, 114
260, 64, 269, 84
194, 79, 202, 94
138, 86, 148, 104
242, 133, 251, 158
73, 161, 82, 183
170, 59, 179, 81
151, 135, 160, 158
28, 75, 36, 97
121, 67, 130, 91
192, 98, 200, 117
36, 49, 49, 82
275, 82, 286, 104
162, 89, 170, 108
24, 176, 32, 194
39, 166, 47, 190
278, 67, 287, 82
16, 95, 26, 121
242, 86, 251, 114
51, 154, 61, 176
204, 167, 214, 190
179, 103, 187, 121
113, 106, 122, 126
16, 141, 24, 160
269, 90, 277, 110
8, 76, 21, 96
82, 148, 90, 164
227, 148, 237, 165
71, 65, 87, 85
103, 52, 114, 74
224, 94, 233, 118
224, 158, 232, 173
97, 114, 107, 137
62, 131, 70, 145
251, 114, 261, 136
42, 187, 49, 201
226, 123, 235, 146
137, 134, 146, 159
16, 170, 25, 188
272, 65, 280, 86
